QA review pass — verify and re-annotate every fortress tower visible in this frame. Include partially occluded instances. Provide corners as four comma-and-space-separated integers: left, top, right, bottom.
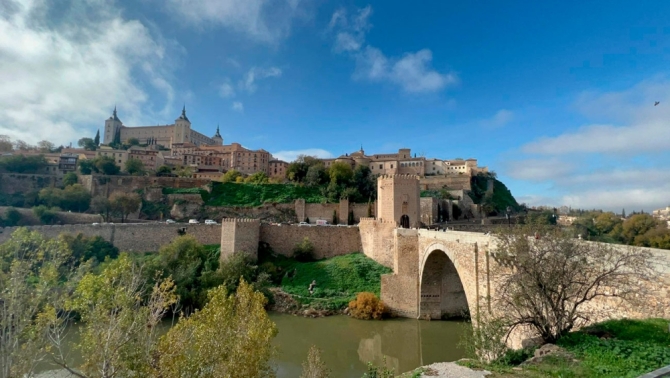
376, 174, 420, 228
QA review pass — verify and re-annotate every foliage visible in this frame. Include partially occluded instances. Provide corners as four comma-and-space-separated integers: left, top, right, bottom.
300, 345, 330, 378
94, 130, 100, 146
491, 225, 658, 343
32, 204, 58, 224
174, 165, 193, 178
293, 237, 315, 262
459, 314, 509, 363
155, 280, 278, 378
78, 137, 97, 151
286, 155, 323, 183
0, 135, 12, 152
4, 207, 21, 226
127, 137, 140, 146
361, 358, 394, 378
125, 158, 145, 175
0, 154, 48, 173
62, 171, 78, 186
469, 173, 520, 214
156, 165, 173, 176
0, 229, 82, 378
328, 161, 354, 185
218, 251, 272, 298
245, 171, 270, 184
67, 253, 177, 378
78, 158, 95, 174
109, 191, 141, 222
61, 233, 119, 266
568, 211, 670, 250
221, 169, 242, 183
90, 195, 112, 221
38, 183, 91, 212
271, 253, 392, 310
524, 209, 558, 225
140, 199, 170, 220
93, 155, 121, 175
207, 182, 326, 207
154, 235, 224, 312
348, 292, 387, 320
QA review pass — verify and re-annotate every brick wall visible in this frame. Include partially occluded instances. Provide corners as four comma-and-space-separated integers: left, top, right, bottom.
0, 223, 221, 252
259, 224, 362, 260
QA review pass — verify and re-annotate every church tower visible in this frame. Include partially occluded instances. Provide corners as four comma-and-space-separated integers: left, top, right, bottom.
212, 124, 223, 145
103, 106, 123, 145
174, 105, 191, 144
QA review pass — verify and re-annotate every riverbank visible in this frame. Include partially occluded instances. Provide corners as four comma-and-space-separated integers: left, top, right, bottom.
261, 252, 392, 316
457, 318, 670, 377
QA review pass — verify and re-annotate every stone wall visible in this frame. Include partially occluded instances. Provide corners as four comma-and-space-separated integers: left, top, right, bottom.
420, 197, 438, 225
359, 218, 396, 268
85, 175, 211, 197
0, 173, 62, 194
0, 223, 221, 252
419, 175, 471, 191
0, 206, 103, 226
377, 174, 421, 227
259, 224, 362, 260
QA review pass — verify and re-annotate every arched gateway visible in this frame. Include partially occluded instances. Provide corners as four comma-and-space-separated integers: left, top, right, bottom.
419, 248, 469, 320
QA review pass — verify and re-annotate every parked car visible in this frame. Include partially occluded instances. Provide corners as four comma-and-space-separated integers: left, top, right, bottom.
204, 219, 218, 225
188, 219, 200, 224
166, 219, 176, 224
315, 219, 329, 226
298, 222, 310, 226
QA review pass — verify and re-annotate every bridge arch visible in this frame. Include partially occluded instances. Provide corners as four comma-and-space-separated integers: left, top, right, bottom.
419, 243, 471, 320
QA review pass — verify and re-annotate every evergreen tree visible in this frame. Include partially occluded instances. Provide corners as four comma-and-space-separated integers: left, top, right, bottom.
622, 208, 626, 218
332, 210, 338, 225
94, 129, 100, 146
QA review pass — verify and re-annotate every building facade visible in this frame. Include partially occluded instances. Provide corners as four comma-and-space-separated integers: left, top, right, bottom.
103, 107, 223, 148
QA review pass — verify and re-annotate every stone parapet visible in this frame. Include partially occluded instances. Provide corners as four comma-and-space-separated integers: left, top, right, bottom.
220, 218, 261, 261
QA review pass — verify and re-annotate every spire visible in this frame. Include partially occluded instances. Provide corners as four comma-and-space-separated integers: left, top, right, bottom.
112, 106, 120, 122
178, 104, 189, 121
214, 124, 222, 138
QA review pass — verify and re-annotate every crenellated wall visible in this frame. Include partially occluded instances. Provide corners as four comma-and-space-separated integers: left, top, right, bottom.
220, 218, 260, 261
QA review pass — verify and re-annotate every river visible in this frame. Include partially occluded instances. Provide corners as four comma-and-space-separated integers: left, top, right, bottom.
37, 313, 468, 378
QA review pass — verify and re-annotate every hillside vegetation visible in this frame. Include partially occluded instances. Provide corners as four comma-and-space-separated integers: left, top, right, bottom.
469, 174, 520, 214
206, 182, 326, 207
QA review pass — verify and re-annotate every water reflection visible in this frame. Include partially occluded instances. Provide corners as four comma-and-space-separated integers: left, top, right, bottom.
269, 313, 468, 378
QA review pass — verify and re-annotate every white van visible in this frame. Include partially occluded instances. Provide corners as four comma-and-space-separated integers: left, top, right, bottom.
188, 219, 199, 224
315, 219, 329, 226
204, 219, 218, 225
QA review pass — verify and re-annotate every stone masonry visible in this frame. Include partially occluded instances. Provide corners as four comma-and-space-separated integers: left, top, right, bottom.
377, 174, 420, 228
220, 218, 260, 261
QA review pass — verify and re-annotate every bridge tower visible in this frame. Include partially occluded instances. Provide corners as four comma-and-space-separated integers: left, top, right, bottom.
376, 174, 421, 228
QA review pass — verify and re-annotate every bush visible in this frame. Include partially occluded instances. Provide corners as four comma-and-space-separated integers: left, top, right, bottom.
4, 207, 22, 226
32, 205, 58, 224
348, 292, 387, 320
293, 237, 315, 262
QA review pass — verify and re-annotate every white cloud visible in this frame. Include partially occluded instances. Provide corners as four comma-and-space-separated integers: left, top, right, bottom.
560, 186, 670, 213
219, 80, 235, 98
231, 101, 244, 112
240, 67, 282, 93
163, 0, 305, 43
522, 78, 670, 155
271, 148, 334, 162
505, 159, 575, 182
481, 109, 514, 129
329, 5, 457, 94
0, 0, 177, 146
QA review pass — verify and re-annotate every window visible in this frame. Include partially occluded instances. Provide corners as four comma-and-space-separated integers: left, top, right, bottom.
391, 164, 393, 168
379, 164, 382, 169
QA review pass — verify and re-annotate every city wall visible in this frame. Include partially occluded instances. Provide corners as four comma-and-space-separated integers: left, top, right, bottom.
0, 206, 103, 225
0, 173, 63, 194
260, 224, 362, 259
0, 223, 221, 252
419, 175, 471, 191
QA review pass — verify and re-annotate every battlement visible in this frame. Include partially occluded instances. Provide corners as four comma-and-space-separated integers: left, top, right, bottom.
220, 218, 260, 223
377, 174, 420, 181
359, 217, 396, 225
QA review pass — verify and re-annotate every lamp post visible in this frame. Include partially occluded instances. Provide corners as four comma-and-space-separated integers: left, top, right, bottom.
506, 206, 512, 227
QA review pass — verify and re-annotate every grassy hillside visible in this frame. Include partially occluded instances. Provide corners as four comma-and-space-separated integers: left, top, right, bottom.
261, 253, 392, 310
469, 175, 520, 213
206, 182, 326, 207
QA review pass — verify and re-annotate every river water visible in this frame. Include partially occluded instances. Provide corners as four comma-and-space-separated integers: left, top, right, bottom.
37, 313, 468, 378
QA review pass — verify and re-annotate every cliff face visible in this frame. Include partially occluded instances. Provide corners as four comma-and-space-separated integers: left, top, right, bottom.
469, 174, 519, 214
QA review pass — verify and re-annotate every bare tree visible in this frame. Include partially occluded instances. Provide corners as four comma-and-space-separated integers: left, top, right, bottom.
300, 345, 330, 378
491, 225, 660, 344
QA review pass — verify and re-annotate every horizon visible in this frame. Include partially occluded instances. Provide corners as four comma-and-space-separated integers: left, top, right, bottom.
2, 0, 669, 212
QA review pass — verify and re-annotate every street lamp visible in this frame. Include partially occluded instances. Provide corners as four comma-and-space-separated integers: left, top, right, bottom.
506, 206, 512, 227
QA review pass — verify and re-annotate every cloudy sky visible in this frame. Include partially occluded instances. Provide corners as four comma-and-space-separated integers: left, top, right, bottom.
1, 0, 669, 212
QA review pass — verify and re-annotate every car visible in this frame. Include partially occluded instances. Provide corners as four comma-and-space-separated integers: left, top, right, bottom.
298, 222, 310, 226
165, 219, 176, 224
92, 223, 100, 226
188, 219, 200, 224
204, 219, 218, 225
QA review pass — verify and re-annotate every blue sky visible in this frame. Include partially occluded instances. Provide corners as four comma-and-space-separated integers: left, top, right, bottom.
2, 0, 670, 212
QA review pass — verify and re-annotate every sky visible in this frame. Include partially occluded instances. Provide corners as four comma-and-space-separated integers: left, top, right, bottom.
1, 0, 670, 212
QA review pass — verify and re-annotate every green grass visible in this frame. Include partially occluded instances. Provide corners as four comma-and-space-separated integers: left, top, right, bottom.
464, 318, 670, 378
162, 187, 207, 195
206, 182, 326, 207
260, 253, 392, 310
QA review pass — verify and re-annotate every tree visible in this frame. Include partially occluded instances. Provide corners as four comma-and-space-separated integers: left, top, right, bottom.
622, 214, 659, 245
94, 156, 120, 175
78, 137, 97, 151
127, 137, 140, 146
63, 171, 78, 187
351, 165, 376, 202
221, 169, 242, 183
61, 233, 119, 265
65, 254, 177, 378
109, 191, 141, 223
332, 210, 338, 225
32, 205, 58, 224
156, 235, 223, 312
0, 154, 48, 173
91, 195, 112, 222
593, 212, 622, 236
218, 251, 271, 297
491, 225, 658, 344
0, 135, 12, 152
328, 161, 353, 186
37, 140, 55, 153
175, 165, 193, 178
245, 171, 269, 184
156, 165, 173, 176
155, 280, 277, 378
0, 229, 82, 378
4, 207, 21, 226
348, 210, 354, 225
305, 164, 327, 187
78, 159, 95, 175
13, 139, 32, 151
125, 158, 145, 175
94, 130, 100, 146
39, 184, 91, 212
300, 346, 330, 378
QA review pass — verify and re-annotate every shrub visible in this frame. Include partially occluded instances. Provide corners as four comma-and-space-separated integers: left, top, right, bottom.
4, 207, 22, 226
32, 205, 58, 224
348, 292, 387, 320
293, 237, 315, 262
